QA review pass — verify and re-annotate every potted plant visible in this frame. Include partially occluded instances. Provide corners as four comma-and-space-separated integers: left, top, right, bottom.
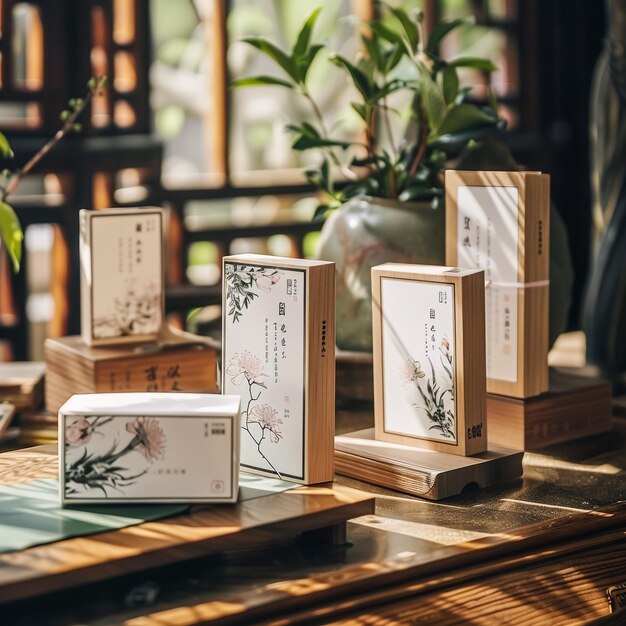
232, 5, 572, 351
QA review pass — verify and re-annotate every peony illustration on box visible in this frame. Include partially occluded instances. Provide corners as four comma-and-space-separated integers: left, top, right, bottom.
80, 208, 165, 346
59, 393, 241, 504
223, 261, 305, 480
222, 254, 335, 484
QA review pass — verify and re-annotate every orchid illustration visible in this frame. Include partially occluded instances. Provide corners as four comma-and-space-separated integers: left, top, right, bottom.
225, 264, 283, 323
65, 415, 166, 496
228, 350, 284, 478
400, 340, 456, 439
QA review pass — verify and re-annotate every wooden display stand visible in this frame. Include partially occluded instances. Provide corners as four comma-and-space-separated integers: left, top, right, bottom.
0, 446, 374, 604
45, 330, 219, 412
335, 428, 523, 500
487, 369, 613, 450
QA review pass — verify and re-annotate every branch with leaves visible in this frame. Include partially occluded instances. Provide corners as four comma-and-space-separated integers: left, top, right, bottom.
231, 4, 504, 219
0, 76, 108, 272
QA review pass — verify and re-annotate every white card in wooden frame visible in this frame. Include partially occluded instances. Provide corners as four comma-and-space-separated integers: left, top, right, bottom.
372, 263, 487, 456
80, 208, 165, 346
445, 170, 550, 398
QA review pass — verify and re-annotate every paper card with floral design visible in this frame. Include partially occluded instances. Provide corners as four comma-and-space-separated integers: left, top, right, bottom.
372, 264, 487, 456
222, 254, 335, 484
80, 208, 165, 346
59, 392, 240, 504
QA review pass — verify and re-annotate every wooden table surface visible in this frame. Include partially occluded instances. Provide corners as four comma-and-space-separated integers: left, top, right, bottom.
1, 416, 625, 625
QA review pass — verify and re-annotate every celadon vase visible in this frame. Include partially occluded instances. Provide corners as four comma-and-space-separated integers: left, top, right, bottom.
316, 195, 445, 351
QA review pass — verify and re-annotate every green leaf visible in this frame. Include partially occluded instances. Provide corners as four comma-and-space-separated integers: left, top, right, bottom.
241, 37, 298, 82
426, 18, 465, 55
296, 43, 324, 83
389, 6, 419, 54
361, 34, 385, 73
372, 78, 406, 101
293, 7, 322, 59
384, 43, 405, 74
369, 21, 411, 57
398, 185, 441, 202
435, 103, 499, 137
230, 75, 295, 89
329, 54, 372, 100
0, 201, 23, 272
441, 66, 459, 104
0, 133, 13, 159
420, 69, 446, 132
448, 57, 498, 72
351, 102, 368, 121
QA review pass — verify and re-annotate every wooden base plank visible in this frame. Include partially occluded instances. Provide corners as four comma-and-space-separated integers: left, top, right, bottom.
0, 447, 374, 604
335, 428, 523, 500
487, 369, 613, 450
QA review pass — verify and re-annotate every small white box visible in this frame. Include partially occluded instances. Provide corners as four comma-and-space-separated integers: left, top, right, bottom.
80, 208, 165, 346
59, 392, 240, 505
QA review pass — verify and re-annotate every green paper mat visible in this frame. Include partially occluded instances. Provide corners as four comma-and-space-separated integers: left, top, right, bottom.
0, 473, 295, 553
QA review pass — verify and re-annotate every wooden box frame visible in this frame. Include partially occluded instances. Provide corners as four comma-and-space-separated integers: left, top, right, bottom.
80, 208, 166, 347
222, 254, 335, 484
445, 170, 550, 398
372, 263, 487, 456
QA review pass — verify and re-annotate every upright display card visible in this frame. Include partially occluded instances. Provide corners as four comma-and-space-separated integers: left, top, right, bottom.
59, 392, 241, 504
372, 264, 487, 456
222, 254, 335, 484
80, 208, 165, 346
445, 171, 550, 398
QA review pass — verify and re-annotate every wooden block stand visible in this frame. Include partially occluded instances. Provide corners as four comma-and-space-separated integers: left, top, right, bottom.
335, 428, 523, 500
487, 370, 613, 450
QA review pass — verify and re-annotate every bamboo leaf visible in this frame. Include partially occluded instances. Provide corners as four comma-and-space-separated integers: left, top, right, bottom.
389, 6, 419, 54
420, 69, 446, 132
435, 103, 499, 137
441, 66, 459, 104
297, 43, 325, 83
230, 76, 295, 89
426, 18, 465, 55
0, 133, 13, 159
241, 37, 298, 82
293, 7, 322, 59
329, 54, 372, 100
0, 201, 22, 272
448, 57, 498, 72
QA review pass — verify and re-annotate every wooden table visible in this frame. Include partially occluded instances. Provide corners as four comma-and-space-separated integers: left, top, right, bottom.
2, 420, 626, 624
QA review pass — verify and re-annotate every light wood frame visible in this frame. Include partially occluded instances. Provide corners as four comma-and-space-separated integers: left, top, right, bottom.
445, 170, 550, 398
372, 263, 487, 456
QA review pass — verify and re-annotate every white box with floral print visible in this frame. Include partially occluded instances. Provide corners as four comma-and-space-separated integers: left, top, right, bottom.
80, 208, 165, 346
222, 254, 335, 484
59, 392, 241, 505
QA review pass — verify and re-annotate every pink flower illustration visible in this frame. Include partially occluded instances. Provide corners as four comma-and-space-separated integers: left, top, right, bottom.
126, 417, 166, 462
440, 337, 453, 366
399, 358, 426, 385
250, 403, 283, 443
226, 351, 268, 386
256, 271, 281, 292
65, 416, 92, 447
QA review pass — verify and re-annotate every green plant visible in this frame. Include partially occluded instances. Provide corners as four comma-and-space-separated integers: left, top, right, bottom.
232, 4, 504, 218
0, 76, 108, 272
